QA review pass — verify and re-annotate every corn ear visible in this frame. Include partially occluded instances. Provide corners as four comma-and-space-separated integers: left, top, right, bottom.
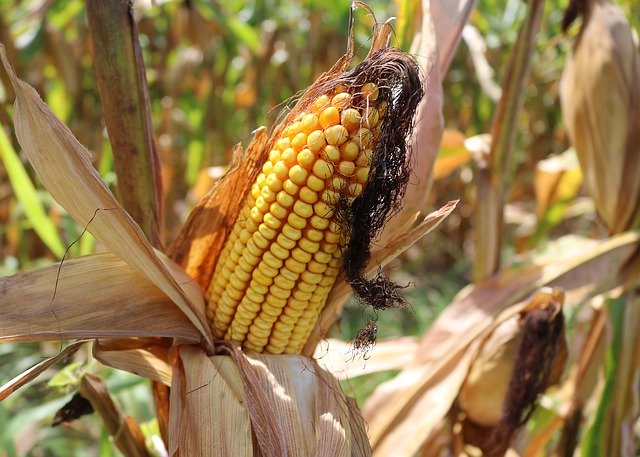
206, 49, 423, 353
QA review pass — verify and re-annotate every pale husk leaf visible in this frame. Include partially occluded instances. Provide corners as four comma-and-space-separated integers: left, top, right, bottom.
314, 337, 419, 380
93, 338, 172, 387
0, 46, 211, 344
304, 200, 457, 354
363, 232, 639, 455
560, 0, 640, 233
0, 252, 200, 342
0, 340, 86, 401
169, 346, 370, 457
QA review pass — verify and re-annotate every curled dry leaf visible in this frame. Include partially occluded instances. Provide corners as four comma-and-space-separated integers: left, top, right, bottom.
363, 232, 639, 456
560, 0, 640, 233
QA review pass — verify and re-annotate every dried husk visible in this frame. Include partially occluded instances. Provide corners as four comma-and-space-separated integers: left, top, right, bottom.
169, 346, 371, 457
560, 0, 640, 234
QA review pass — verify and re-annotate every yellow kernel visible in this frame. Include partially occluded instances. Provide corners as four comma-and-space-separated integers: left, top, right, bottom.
307, 175, 326, 192
284, 121, 301, 138
274, 161, 290, 180
289, 165, 309, 185
254, 196, 268, 213
321, 189, 340, 204
253, 270, 273, 287
340, 140, 360, 161
238, 229, 252, 244
291, 247, 312, 263
301, 113, 319, 133
307, 260, 328, 274
270, 285, 291, 300
292, 132, 308, 151
297, 149, 315, 168
341, 108, 361, 131
293, 200, 314, 218
250, 233, 268, 252
292, 290, 313, 301
263, 252, 283, 270
257, 262, 278, 278
280, 269, 298, 282
266, 345, 285, 354
256, 174, 266, 188
319, 106, 340, 128
283, 179, 299, 195
269, 149, 280, 163
270, 243, 289, 260
251, 183, 261, 199
353, 128, 373, 149
331, 92, 351, 109
322, 145, 341, 162
310, 215, 330, 230
349, 182, 364, 197
281, 147, 297, 164
361, 82, 379, 101
258, 223, 277, 240
264, 213, 282, 230
261, 310, 279, 321
302, 270, 323, 285
298, 282, 317, 293
266, 295, 287, 309
277, 191, 294, 208
313, 160, 334, 179
274, 321, 294, 333
261, 186, 276, 202
274, 275, 296, 290
288, 212, 307, 230
355, 166, 370, 183
277, 313, 298, 326
276, 137, 291, 151
246, 289, 265, 304
285, 299, 307, 312
277, 233, 296, 250
331, 176, 348, 191
282, 224, 302, 241
324, 124, 349, 146
314, 202, 334, 218
307, 130, 326, 152
285, 257, 306, 274
324, 231, 341, 244
299, 238, 320, 254
299, 187, 318, 204
311, 94, 330, 111
262, 161, 274, 175
306, 229, 323, 242
266, 173, 283, 192
338, 161, 355, 176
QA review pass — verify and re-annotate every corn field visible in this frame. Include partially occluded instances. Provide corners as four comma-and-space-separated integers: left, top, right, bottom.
0, 0, 639, 456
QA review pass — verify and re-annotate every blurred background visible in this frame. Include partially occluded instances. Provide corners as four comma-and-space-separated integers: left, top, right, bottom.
0, 0, 638, 455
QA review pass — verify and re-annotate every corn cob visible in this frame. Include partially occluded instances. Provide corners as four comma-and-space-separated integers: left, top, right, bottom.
205, 48, 422, 354
206, 83, 384, 354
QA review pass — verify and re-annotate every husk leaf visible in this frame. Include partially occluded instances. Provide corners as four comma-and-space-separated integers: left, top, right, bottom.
0, 45, 211, 345
0, 252, 200, 343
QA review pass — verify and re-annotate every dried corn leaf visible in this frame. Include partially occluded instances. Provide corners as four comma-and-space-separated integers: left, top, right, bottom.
169, 346, 370, 457
363, 232, 639, 455
79, 374, 150, 457
560, 0, 640, 233
0, 340, 86, 401
304, 200, 457, 354
0, 252, 200, 343
315, 337, 419, 380
93, 338, 172, 387
0, 46, 211, 344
